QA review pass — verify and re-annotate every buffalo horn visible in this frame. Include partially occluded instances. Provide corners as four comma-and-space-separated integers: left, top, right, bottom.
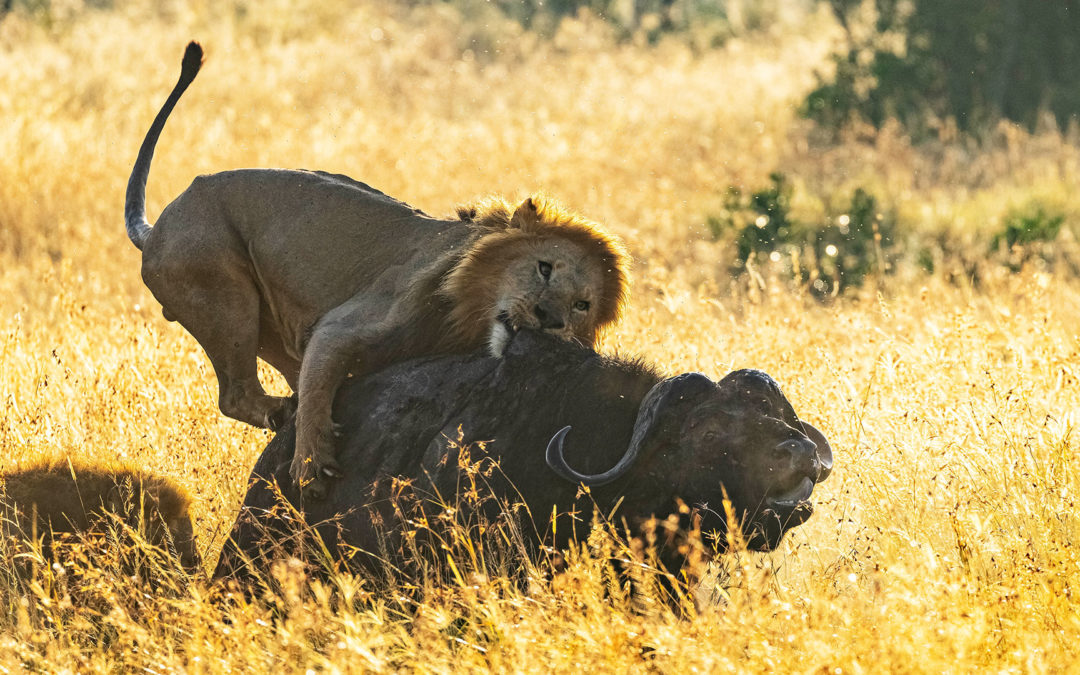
800, 422, 833, 482
545, 372, 715, 486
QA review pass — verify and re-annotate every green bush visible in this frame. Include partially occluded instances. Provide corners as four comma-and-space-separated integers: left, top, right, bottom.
706, 173, 797, 265
708, 174, 894, 296
991, 201, 1066, 271
809, 188, 893, 294
993, 203, 1065, 250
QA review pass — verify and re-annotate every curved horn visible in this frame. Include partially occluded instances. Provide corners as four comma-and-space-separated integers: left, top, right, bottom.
545, 372, 715, 486
545, 425, 649, 487
800, 422, 833, 482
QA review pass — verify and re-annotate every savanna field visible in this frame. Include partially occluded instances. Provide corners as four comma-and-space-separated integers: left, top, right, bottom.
1, 0, 1079, 671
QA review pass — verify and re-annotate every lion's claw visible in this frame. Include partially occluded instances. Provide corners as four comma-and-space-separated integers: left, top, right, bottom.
291, 454, 343, 502
266, 396, 298, 432
321, 463, 344, 479
300, 475, 329, 501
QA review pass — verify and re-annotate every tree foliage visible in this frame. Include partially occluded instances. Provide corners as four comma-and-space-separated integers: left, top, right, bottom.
804, 0, 1080, 136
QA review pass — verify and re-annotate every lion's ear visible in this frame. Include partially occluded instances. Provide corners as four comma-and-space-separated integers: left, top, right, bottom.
510, 197, 541, 231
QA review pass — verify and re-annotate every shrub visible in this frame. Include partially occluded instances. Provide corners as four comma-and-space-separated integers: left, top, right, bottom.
808, 188, 893, 294
993, 202, 1065, 250
706, 173, 797, 266
991, 201, 1066, 271
708, 174, 894, 296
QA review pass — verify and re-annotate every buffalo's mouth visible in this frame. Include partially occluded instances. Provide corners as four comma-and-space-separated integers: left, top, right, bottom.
694, 476, 816, 547
765, 476, 815, 515
717, 476, 817, 551
743, 477, 816, 549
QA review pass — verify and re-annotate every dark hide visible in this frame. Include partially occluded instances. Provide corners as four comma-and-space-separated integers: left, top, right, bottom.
214, 330, 832, 582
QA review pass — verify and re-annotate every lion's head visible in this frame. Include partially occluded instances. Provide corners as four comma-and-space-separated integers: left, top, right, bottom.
443, 196, 630, 355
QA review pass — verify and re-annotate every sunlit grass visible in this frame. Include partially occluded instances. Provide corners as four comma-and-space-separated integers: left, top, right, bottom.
0, 0, 1078, 670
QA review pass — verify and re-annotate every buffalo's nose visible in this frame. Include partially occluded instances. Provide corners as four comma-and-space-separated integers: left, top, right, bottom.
534, 304, 565, 330
776, 437, 820, 478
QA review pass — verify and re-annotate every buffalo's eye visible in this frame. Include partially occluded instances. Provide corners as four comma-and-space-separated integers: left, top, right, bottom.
538, 261, 552, 279
574, 300, 590, 312
703, 430, 717, 442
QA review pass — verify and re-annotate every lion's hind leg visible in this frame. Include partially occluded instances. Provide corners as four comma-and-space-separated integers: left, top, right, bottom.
257, 305, 301, 390
145, 257, 293, 431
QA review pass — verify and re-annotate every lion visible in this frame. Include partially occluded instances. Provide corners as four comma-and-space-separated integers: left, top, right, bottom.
1, 459, 200, 573
124, 42, 630, 499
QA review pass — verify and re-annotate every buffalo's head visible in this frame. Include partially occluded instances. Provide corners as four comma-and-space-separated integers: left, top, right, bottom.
546, 368, 832, 552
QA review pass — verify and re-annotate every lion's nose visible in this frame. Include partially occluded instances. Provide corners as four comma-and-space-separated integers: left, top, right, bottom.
534, 304, 565, 330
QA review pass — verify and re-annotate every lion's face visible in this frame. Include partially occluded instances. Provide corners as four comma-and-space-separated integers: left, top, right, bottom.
443, 196, 629, 357
488, 238, 608, 355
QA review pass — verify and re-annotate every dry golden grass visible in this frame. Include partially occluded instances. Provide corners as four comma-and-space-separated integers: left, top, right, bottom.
1, 0, 1078, 671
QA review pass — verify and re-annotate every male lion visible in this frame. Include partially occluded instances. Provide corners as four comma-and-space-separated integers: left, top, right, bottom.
124, 42, 630, 498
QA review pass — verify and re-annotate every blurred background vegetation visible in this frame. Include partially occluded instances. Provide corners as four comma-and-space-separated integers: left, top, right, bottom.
11, 0, 1080, 132
4, 0, 1080, 298
14, 0, 1066, 139
806, 0, 1080, 137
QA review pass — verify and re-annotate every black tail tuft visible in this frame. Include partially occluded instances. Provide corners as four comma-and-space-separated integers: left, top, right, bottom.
181, 41, 204, 78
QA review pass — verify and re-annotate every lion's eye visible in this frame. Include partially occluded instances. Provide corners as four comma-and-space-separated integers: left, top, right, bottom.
574, 300, 590, 312
538, 261, 552, 279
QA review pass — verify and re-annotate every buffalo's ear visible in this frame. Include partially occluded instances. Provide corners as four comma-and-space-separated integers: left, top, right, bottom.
510, 197, 541, 231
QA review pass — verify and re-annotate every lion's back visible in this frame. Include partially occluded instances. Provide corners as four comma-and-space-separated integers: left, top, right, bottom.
144, 168, 474, 328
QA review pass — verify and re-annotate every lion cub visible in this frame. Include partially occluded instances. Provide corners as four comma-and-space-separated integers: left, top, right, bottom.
125, 42, 630, 498
1, 459, 200, 573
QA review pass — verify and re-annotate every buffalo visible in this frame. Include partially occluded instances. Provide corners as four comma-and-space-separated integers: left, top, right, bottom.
214, 329, 833, 584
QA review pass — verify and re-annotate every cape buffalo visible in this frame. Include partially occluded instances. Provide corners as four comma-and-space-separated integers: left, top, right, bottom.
214, 329, 832, 583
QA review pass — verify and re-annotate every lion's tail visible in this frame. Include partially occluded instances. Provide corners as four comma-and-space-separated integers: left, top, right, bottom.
124, 41, 204, 251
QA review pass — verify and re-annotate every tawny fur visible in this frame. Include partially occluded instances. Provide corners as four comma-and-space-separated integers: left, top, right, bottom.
124, 42, 632, 500
446, 195, 629, 345
0, 459, 200, 572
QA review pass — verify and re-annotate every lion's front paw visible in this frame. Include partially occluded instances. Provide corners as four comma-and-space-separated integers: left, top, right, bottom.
288, 451, 315, 492
291, 430, 344, 501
